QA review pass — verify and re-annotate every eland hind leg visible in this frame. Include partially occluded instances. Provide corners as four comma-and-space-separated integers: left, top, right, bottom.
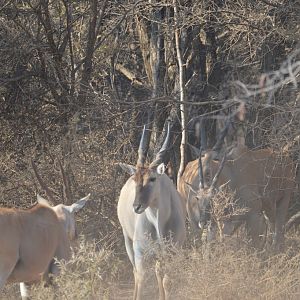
0, 253, 19, 293
273, 195, 290, 252
246, 212, 264, 249
0, 265, 15, 290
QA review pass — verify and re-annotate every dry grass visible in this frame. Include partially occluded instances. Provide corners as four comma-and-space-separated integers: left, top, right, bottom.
2, 238, 128, 300
3, 234, 300, 300
164, 241, 300, 300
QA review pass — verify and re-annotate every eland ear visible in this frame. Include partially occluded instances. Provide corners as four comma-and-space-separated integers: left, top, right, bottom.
67, 193, 90, 213
156, 163, 166, 175
118, 163, 136, 176
37, 194, 50, 206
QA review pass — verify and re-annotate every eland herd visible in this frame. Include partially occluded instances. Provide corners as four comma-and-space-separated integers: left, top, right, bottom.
0, 118, 299, 299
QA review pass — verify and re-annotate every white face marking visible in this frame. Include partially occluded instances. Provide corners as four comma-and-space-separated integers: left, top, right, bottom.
156, 163, 166, 175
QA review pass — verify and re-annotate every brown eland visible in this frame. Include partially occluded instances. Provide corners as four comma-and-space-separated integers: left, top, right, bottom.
118, 124, 186, 300
0, 159, 89, 299
178, 124, 295, 251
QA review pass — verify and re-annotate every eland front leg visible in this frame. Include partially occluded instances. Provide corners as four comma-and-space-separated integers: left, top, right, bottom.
155, 260, 172, 300
273, 196, 290, 252
122, 232, 140, 300
133, 241, 146, 300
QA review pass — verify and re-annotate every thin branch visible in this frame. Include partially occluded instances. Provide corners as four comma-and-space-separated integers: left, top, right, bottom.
115, 64, 145, 86
31, 159, 56, 203
174, 0, 187, 187
233, 47, 300, 105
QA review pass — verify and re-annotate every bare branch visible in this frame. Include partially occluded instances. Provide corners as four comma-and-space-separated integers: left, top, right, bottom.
233, 48, 300, 105
115, 64, 145, 87
57, 158, 72, 204
31, 159, 56, 203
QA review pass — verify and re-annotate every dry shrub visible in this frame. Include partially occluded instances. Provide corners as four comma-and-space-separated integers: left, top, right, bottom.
210, 185, 249, 236
162, 242, 300, 300
2, 235, 300, 300
197, 186, 254, 247
30, 238, 124, 300
211, 185, 247, 221
1, 237, 126, 300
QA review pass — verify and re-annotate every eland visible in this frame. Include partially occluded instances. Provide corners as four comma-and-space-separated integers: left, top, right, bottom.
178, 125, 295, 251
118, 124, 186, 300
0, 159, 89, 299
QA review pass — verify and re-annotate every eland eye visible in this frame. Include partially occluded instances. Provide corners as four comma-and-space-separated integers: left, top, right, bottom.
149, 177, 156, 182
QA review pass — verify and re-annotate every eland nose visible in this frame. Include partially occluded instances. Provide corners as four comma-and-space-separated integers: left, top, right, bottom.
133, 204, 142, 214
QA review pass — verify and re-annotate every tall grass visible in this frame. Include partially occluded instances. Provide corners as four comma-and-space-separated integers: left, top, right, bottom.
163, 241, 300, 299
3, 234, 300, 299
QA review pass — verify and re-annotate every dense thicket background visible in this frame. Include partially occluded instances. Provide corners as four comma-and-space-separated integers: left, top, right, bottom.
0, 0, 299, 243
